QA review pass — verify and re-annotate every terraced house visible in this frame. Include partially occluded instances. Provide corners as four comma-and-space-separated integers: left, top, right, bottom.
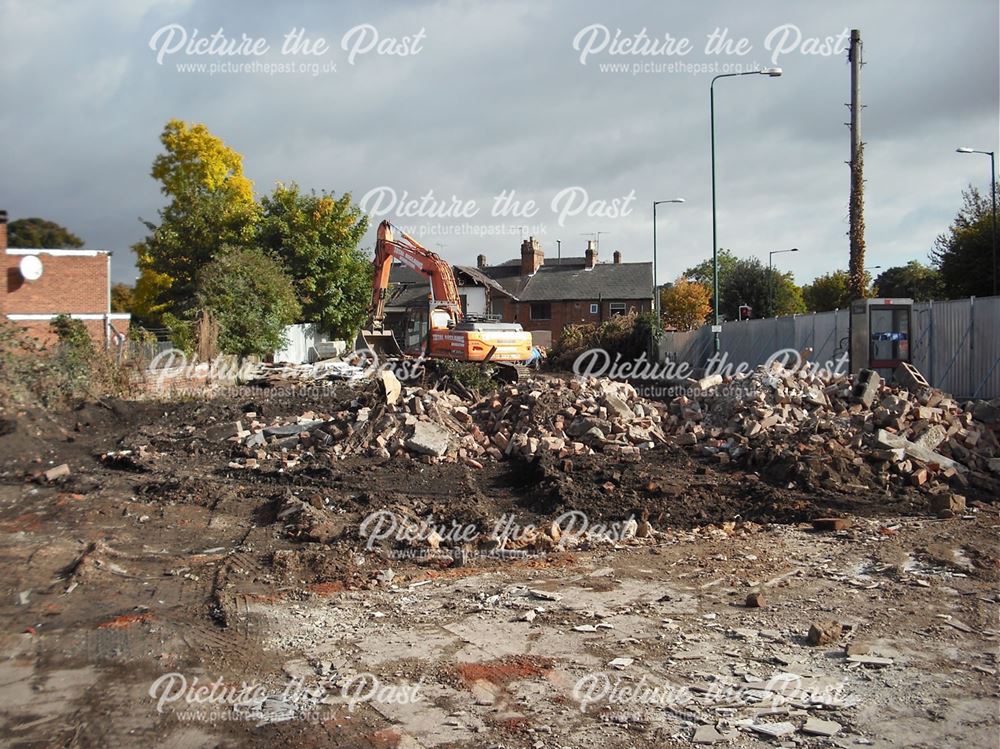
479, 237, 654, 347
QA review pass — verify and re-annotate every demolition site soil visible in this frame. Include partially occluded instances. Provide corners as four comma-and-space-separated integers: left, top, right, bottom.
0, 380, 996, 748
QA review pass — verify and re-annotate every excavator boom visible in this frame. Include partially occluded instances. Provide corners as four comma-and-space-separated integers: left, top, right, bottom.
367, 221, 461, 329
360, 221, 463, 358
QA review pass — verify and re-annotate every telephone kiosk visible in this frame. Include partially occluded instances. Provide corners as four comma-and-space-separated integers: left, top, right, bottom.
849, 298, 914, 379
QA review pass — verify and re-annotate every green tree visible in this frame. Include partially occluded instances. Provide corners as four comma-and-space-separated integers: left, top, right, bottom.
773, 275, 807, 317
683, 248, 739, 289
197, 248, 301, 358
719, 256, 804, 320
931, 185, 995, 297
802, 270, 851, 312
49, 314, 95, 396
683, 250, 802, 319
873, 261, 943, 301
110, 283, 133, 313
8, 218, 83, 248
134, 120, 259, 313
256, 183, 371, 337
802, 269, 876, 311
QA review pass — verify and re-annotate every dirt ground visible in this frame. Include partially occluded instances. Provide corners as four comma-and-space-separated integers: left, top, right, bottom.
0, 381, 997, 748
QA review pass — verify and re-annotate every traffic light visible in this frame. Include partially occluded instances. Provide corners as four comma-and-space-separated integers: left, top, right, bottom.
739, 304, 752, 320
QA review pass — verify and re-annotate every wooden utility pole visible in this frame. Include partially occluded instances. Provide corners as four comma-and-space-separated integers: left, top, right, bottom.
847, 29, 866, 299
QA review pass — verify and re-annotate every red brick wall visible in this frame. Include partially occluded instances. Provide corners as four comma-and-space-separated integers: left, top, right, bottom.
5, 318, 129, 348
4, 252, 109, 314
501, 299, 651, 345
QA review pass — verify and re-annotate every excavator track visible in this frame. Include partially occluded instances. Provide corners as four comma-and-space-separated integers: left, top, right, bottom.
494, 363, 534, 384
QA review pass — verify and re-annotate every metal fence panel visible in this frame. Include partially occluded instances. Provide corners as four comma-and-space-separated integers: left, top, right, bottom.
928, 299, 973, 398
972, 296, 1000, 399
657, 297, 999, 399
926, 296, 1000, 399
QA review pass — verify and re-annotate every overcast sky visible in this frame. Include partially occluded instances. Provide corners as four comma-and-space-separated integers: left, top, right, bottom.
1, 0, 997, 287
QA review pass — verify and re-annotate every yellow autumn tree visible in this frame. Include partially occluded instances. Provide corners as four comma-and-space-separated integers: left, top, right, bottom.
134, 120, 260, 319
660, 277, 711, 331
151, 119, 255, 205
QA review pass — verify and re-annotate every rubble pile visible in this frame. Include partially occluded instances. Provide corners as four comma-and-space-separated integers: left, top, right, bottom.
664, 362, 1000, 499
218, 357, 1000, 503
246, 357, 369, 386
222, 374, 670, 469
472, 377, 669, 463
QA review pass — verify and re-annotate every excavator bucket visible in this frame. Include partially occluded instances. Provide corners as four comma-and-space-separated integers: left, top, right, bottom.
356, 329, 403, 360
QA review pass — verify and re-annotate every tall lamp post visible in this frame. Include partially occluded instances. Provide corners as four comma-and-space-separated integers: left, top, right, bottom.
652, 198, 685, 318
768, 247, 799, 317
711, 67, 782, 351
956, 147, 998, 296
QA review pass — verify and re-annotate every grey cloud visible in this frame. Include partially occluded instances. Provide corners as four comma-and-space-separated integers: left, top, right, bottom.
0, 0, 996, 289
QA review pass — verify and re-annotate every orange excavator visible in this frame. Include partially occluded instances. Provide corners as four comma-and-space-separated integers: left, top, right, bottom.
359, 221, 535, 368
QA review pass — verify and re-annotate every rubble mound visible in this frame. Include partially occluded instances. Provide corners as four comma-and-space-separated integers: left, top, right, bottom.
224, 376, 670, 470
215, 361, 998, 503
664, 363, 1000, 499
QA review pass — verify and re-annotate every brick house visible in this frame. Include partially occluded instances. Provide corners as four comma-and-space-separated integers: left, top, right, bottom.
479, 238, 653, 347
1, 210, 130, 346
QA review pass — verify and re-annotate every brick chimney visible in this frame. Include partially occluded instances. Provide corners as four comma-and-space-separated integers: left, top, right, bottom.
585, 240, 598, 269
613, 250, 621, 264
520, 237, 543, 276
477, 253, 487, 269
0, 209, 7, 253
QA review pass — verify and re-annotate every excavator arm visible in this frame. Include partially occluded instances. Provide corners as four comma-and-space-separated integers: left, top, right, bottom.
359, 220, 535, 374
367, 220, 463, 330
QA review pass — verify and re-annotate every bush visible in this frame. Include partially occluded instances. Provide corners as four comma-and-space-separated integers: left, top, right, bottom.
0, 319, 137, 412
161, 312, 196, 355
197, 248, 301, 359
431, 358, 497, 394
549, 311, 659, 371
49, 314, 96, 400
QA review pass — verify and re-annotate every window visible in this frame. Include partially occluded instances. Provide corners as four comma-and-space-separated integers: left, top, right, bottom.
589, 303, 599, 314
530, 303, 551, 320
609, 302, 627, 316
491, 299, 505, 317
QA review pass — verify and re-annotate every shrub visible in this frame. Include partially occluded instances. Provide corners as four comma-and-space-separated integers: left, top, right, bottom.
0, 319, 137, 412
196, 248, 301, 359
549, 311, 660, 371
431, 358, 497, 395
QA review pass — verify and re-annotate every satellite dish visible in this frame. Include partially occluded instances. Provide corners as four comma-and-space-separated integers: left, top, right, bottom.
19, 255, 43, 281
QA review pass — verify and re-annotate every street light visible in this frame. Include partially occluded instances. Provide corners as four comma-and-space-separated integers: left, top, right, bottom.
653, 198, 685, 317
711, 67, 782, 351
956, 147, 998, 296
768, 247, 798, 317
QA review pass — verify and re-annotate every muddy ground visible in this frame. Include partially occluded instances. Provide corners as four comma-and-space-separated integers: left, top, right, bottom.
0, 380, 996, 748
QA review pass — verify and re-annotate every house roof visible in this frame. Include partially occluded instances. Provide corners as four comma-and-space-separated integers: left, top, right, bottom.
386, 283, 430, 310
383, 257, 652, 307
454, 265, 516, 299
481, 260, 653, 302
387, 265, 425, 285
493, 255, 588, 267
384, 262, 518, 310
